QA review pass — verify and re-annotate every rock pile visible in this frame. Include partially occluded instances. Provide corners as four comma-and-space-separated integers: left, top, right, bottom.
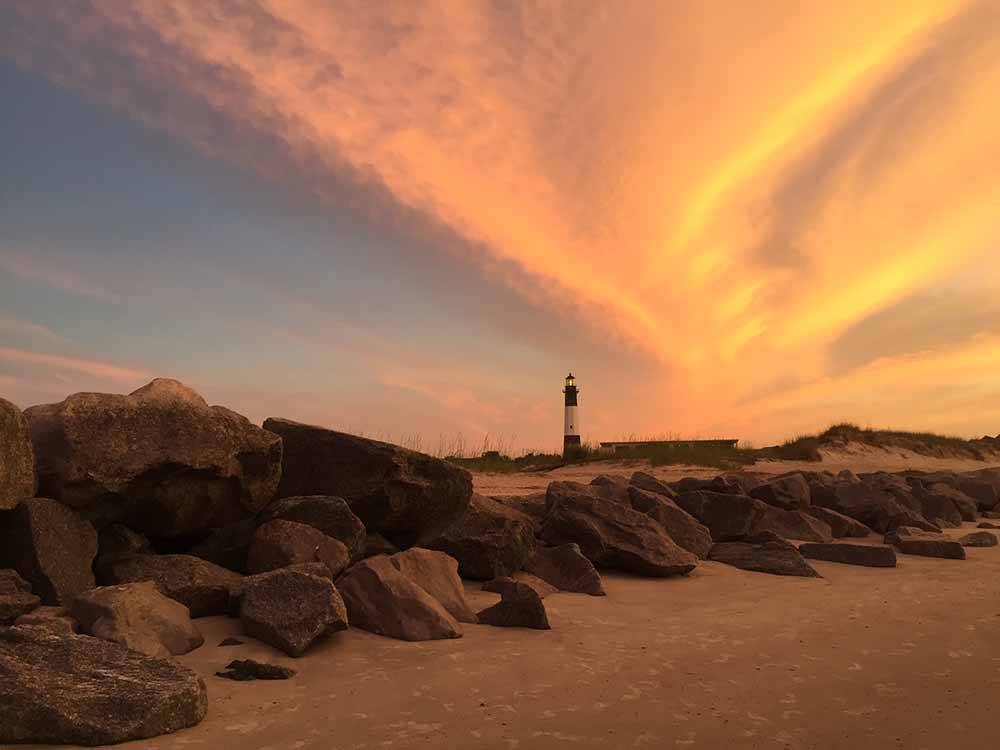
1, 377, 998, 746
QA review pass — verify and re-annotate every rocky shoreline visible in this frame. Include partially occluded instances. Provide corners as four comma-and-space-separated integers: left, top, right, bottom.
2, 379, 999, 746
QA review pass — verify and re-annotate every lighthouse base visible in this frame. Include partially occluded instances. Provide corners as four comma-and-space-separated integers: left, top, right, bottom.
563, 434, 582, 459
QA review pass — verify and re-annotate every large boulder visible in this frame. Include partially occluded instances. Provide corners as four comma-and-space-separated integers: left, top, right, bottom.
483, 573, 557, 600
750, 474, 811, 510
541, 482, 697, 577
809, 481, 939, 533
263, 418, 472, 547
750, 506, 833, 542
24, 379, 282, 536
246, 519, 351, 578
674, 490, 767, 541
188, 518, 258, 573
708, 532, 820, 577
496, 492, 547, 531
798, 542, 897, 568
957, 478, 999, 511
477, 580, 550, 630
390, 548, 477, 623
336, 555, 462, 641
13, 605, 79, 636
0, 569, 40, 625
99, 554, 242, 617
958, 531, 997, 547
524, 543, 605, 595
0, 398, 36, 510
0, 626, 207, 746
96, 523, 154, 566
239, 567, 348, 656
893, 538, 966, 559
629, 471, 678, 499
923, 483, 978, 522
626, 486, 713, 558
0, 497, 97, 605
425, 493, 536, 580
805, 506, 872, 538
71, 581, 204, 658
912, 484, 964, 527
259, 495, 367, 560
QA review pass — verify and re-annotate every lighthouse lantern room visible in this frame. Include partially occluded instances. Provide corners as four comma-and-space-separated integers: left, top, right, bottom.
563, 372, 581, 456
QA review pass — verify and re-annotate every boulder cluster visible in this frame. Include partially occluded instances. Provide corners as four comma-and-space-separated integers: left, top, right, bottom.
2, 380, 999, 746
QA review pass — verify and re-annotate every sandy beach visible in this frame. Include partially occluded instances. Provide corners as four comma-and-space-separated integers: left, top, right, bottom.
24, 522, 998, 750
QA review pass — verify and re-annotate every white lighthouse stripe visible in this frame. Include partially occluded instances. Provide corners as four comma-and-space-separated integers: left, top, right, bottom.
564, 405, 579, 436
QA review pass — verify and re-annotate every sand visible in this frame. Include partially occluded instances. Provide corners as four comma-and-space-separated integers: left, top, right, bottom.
29, 523, 999, 750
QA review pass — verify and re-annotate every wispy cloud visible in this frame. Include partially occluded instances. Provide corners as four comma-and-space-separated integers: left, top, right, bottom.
0, 249, 121, 303
0, 346, 151, 384
0, 313, 67, 344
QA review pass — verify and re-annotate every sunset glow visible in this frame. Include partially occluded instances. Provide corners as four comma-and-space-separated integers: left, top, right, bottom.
1, 1, 998, 450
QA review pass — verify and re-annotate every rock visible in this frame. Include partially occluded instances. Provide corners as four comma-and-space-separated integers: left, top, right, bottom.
96, 524, 154, 565
957, 478, 999, 511
216, 659, 295, 681
627, 486, 713, 558
750, 506, 833, 542
984, 511, 1000, 519
477, 580, 550, 629
425, 493, 536, 580
0, 625, 207, 746
246, 519, 351, 578
260, 495, 367, 560
0, 497, 97, 605
927, 483, 978, 522
708, 533, 820, 577
674, 490, 768, 541
263, 417, 472, 547
805, 507, 872, 538
25, 379, 282, 536
13, 605, 79, 636
883, 526, 947, 544
750, 474, 811, 510
958, 531, 997, 547
483, 573, 558, 599
336, 555, 462, 641
0, 398, 36, 510
71, 581, 204, 658
99, 554, 242, 617
798, 542, 897, 568
0, 567, 31, 593
542, 482, 698, 577
629, 471, 678, 499
188, 518, 258, 573
363, 532, 401, 558
0, 569, 40, 625
838, 469, 861, 484
524, 543, 605, 595
913, 484, 964, 527
390, 547, 478, 623
219, 637, 244, 646
672, 476, 745, 495
977, 521, 1000, 529
810, 482, 939, 533
497, 492, 548, 530
239, 568, 348, 657
892, 538, 966, 559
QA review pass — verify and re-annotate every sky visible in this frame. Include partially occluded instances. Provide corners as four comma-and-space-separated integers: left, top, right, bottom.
1, 1, 999, 453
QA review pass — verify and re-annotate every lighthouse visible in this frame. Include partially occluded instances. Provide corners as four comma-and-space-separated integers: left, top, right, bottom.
563, 372, 581, 456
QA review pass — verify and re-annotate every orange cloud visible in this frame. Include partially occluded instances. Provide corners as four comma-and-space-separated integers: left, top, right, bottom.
4, 0, 999, 443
